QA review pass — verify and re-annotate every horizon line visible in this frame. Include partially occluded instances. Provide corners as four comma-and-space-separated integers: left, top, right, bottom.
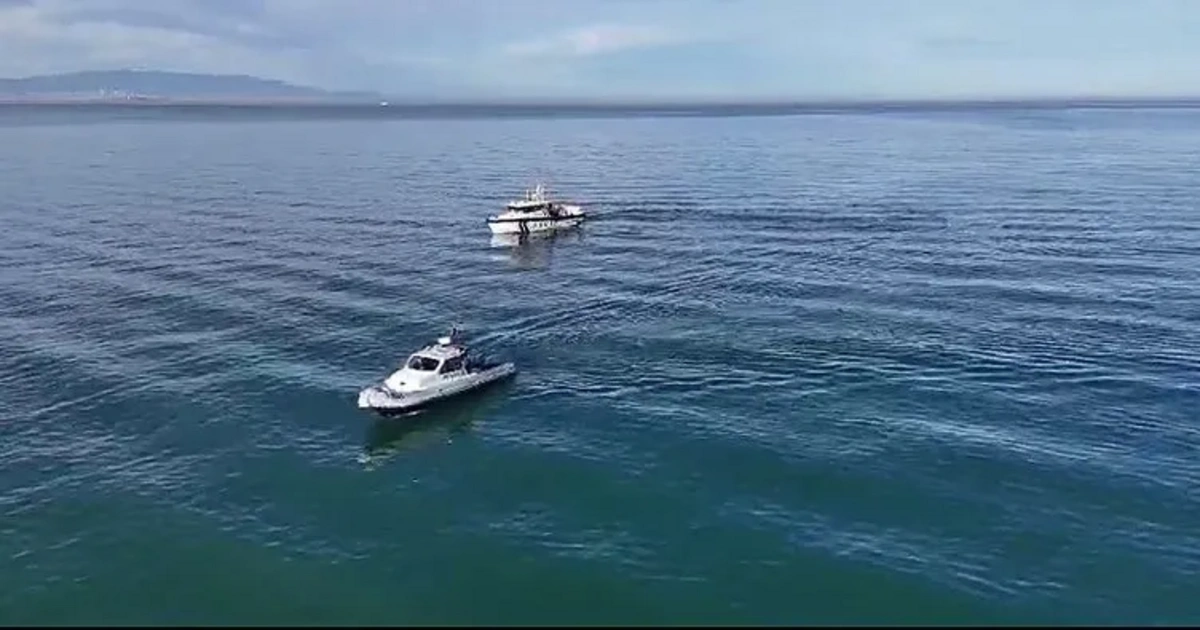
6, 70, 1200, 109
3, 94, 1200, 110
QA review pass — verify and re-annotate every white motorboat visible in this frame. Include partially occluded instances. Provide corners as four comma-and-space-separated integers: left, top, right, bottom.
487, 183, 586, 235
356, 328, 516, 415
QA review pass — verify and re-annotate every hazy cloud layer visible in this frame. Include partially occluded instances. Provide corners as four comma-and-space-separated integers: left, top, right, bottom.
2, 0, 1199, 99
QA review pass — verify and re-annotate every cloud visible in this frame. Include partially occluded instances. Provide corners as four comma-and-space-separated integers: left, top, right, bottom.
0, 2, 309, 82
917, 35, 1009, 56
2, 0, 1200, 100
502, 23, 686, 59
0, 0, 468, 92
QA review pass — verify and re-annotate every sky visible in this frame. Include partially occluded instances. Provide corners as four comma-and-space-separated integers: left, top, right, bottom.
1, 0, 1199, 101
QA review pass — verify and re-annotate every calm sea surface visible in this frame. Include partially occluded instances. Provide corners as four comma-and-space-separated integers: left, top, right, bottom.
1, 104, 1198, 625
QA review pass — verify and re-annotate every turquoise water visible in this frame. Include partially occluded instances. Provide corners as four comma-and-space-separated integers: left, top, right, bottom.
1, 105, 1198, 624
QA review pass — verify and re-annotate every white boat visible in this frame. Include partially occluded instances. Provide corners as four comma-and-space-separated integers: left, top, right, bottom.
356, 328, 516, 415
487, 183, 586, 235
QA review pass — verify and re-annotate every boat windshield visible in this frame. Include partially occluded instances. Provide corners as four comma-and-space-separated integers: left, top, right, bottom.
406, 355, 440, 371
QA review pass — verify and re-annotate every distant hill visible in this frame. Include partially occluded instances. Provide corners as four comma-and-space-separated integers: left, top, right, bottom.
0, 70, 381, 103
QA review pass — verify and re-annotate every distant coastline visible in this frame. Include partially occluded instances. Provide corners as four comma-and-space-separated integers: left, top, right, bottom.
2, 95, 1199, 113
0, 95, 372, 105
0, 69, 380, 105
2, 70, 1199, 116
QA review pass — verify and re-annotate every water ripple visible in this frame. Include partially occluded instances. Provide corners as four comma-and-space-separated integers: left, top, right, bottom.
1, 107, 1199, 624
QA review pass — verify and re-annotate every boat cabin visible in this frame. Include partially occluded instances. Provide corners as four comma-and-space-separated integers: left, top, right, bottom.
384, 334, 471, 392
402, 344, 467, 375
505, 183, 558, 213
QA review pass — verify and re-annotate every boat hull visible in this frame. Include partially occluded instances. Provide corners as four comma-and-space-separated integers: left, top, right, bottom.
357, 363, 516, 415
487, 212, 586, 235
